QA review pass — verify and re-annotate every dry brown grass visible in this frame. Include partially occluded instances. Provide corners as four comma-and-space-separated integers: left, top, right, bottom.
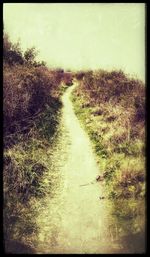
3, 33, 65, 247
73, 69, 145, 199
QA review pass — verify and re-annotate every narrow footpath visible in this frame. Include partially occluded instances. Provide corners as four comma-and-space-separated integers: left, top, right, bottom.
34, 83, 144, 254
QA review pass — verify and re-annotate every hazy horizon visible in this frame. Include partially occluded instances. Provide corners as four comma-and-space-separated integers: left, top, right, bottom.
3, 3, 145, 82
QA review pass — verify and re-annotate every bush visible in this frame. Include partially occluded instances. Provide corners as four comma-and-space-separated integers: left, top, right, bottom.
3, 33, 24, 65
3, 32, 64, 247
3, 64, 63, 137
75, 71, 85, 80
77, 69, 145, 140
63, 71, 73, 86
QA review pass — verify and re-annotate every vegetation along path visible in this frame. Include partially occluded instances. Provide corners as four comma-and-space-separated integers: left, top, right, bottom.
32, 82, 144, 254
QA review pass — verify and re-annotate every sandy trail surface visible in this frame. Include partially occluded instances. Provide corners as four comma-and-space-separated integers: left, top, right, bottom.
52, 83, 113, 253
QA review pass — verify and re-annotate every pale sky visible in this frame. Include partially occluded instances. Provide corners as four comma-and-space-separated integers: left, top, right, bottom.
3, 3, 145, 82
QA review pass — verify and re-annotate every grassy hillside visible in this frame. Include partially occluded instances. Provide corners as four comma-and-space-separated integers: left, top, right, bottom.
72, 69, 145, 200
3, 33, 73, 251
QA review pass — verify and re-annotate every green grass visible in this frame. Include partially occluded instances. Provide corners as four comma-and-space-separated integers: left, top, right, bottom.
3, 104, 62, 249
72, 72, 146, 250
72, 70, 145, 200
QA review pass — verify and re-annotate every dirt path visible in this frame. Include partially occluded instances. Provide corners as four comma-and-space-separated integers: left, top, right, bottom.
34, 83, 145, 254
34, 82, 119, 254
53, 83, 111, 253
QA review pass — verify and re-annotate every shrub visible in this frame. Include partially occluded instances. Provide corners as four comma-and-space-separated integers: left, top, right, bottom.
3, 64, 63, 138
3, 32, 64, 246
77, 69, 145, 140
75, 71, 85, 80
63, 71, 73, 86
3, 33, 24, 65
